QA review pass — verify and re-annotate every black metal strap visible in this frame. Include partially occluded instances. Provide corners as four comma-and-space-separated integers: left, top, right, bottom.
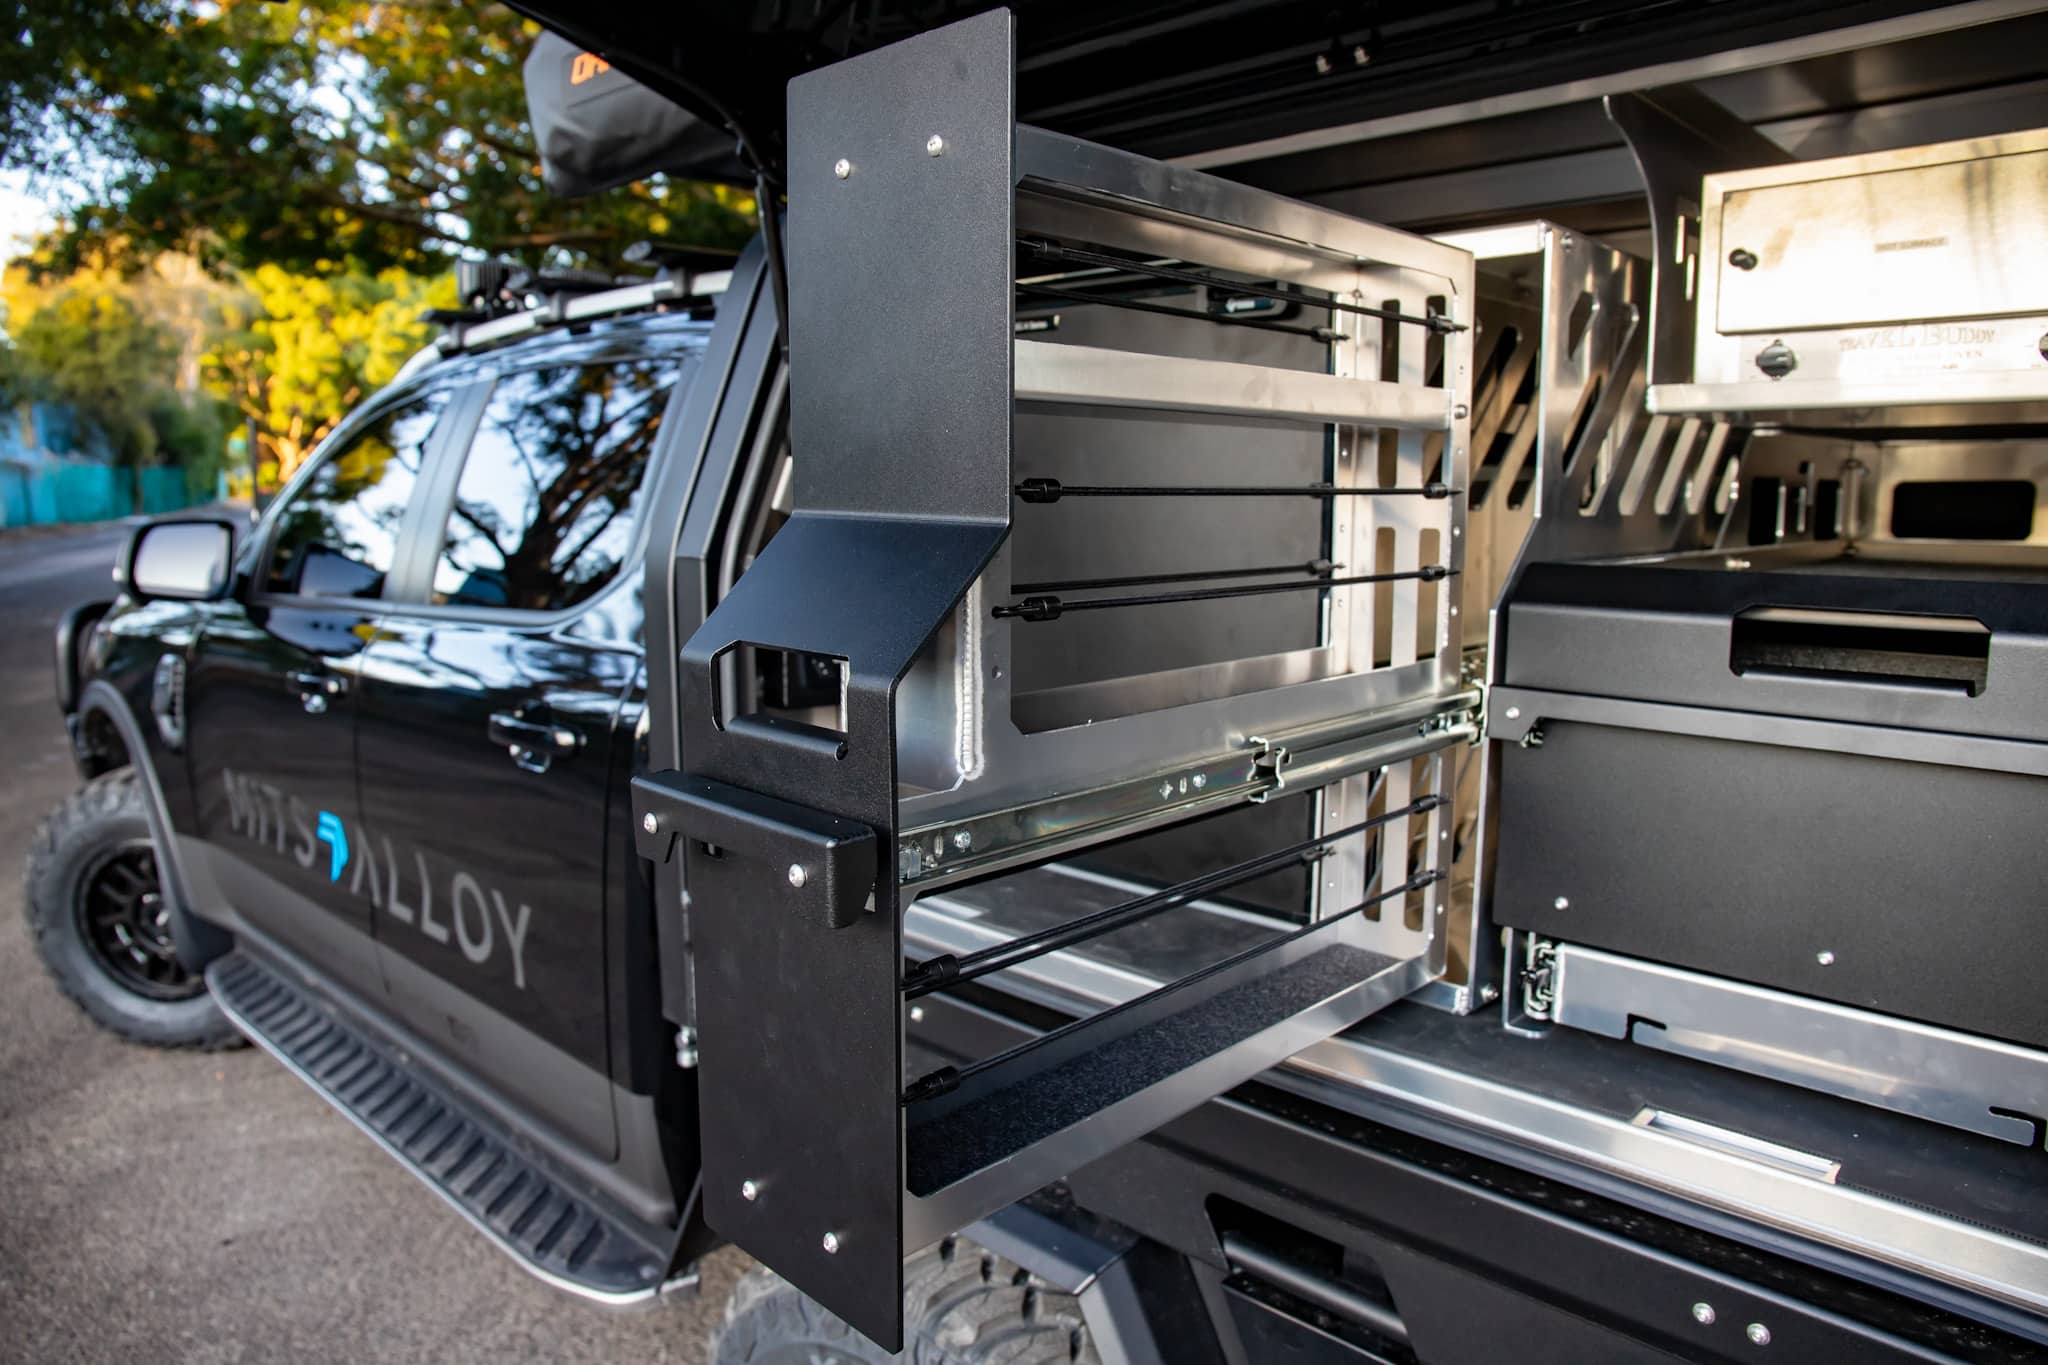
1017, 477, 1454, 503
996, 565, 1454, 622
902, 793, 1445, 1000
1012, 558, 1335, 595
903, 865, 1450, 1105
1015, 281, 1347, 343
1018, 239, 1465, 335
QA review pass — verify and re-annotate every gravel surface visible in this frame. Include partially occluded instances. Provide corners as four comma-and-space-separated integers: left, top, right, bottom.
0, 521, 749, 1363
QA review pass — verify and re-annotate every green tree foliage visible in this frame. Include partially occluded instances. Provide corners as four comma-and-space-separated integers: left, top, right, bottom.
207, 263, 458, 482
2, 268, 233, 505
1, 1, 756, 276
11, 283, 175, 467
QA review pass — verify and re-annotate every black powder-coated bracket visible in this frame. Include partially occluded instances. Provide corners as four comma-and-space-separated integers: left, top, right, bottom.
658, 10, 1016, 1350
632, 773, 878, 931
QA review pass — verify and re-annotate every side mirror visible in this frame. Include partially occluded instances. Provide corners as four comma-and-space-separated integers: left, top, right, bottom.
119, 518, 237, 602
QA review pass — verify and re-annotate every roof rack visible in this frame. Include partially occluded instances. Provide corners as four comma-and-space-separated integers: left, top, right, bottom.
388, 248, 733, 387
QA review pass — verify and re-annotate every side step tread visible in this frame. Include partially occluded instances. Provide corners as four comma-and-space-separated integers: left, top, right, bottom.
208, 952, 671, 1303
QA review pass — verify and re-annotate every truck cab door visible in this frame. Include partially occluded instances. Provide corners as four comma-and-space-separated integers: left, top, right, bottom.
350, 353, 691, 1166
183, 388, 465, 995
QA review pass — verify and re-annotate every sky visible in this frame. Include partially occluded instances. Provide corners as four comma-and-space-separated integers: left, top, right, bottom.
0, 169, 54, 270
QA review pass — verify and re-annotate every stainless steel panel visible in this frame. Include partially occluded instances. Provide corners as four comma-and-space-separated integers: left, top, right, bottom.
1551, 942, 2048, 1146
1663, 127, 2048, 414
1714, 142, 2048, 334
1015, 340, 1452, 431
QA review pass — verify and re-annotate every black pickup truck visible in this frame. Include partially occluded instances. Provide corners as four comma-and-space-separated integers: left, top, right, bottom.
31, 5, 2048, 1361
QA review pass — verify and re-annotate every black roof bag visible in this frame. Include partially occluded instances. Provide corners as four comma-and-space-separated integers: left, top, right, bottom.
523, 32, 749, 196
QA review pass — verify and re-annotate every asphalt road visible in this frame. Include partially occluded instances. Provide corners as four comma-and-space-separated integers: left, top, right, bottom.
0, 520, 748, 1363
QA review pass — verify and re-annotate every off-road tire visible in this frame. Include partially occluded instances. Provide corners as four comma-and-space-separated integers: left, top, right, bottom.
713, 1234, 1100, 1364
24, 769, 240, 1050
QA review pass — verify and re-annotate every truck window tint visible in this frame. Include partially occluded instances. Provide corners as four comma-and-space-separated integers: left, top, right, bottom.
430, 358, 682, 612
265, 393, 448, 598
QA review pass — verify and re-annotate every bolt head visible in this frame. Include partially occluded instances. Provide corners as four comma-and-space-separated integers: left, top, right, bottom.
1505, 706, 1521, 720
787, 863, 808, 888
1692, 1302, 1716, 1325
741, 1179, 759, 1202
1816, 950, 1835, 966
1192, 773, 1207, 790
1554, 896, 1570, 910
641, 812, 659, 835
833, 158, 852, 179
821, 1232, 841, 1254
952, 829, 973, 852
1755, 338, 1798, 380
1746, 1322, 1771, 1346
926, 134, 945, 156
909, 1005, 925, 1023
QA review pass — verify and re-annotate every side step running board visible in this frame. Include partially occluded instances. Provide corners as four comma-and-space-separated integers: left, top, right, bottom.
207, 952, 676, 1304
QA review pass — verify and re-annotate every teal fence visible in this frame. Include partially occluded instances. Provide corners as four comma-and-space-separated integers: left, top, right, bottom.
0, 463, 197, 529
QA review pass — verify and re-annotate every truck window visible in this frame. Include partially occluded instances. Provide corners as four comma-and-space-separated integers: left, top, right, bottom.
264, 392, 450, 598
428, 356, 684, 612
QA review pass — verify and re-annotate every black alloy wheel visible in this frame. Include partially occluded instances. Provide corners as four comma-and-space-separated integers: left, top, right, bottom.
74, 840, 205, 1002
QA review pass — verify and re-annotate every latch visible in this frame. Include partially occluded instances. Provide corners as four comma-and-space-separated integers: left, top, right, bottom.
633, 771, 878, 930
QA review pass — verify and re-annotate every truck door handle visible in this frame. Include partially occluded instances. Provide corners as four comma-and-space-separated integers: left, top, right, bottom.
488, 712, 583, 773
287, 670, 344, 715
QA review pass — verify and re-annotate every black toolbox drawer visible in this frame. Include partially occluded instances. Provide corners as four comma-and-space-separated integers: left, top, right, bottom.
1491, 556, 2048, 1049
1492, 720, 2048, 1049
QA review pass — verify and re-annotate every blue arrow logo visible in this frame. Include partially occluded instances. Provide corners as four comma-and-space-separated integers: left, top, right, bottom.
315, 811, 348, 882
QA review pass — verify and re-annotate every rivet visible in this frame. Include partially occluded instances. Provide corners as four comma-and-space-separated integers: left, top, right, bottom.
1192, 773, 1207, 790
1816, 950, 1835, 966
822, 1232, 841, 1254
1454, 403, 1470, 420
926, 134, 945, 156
787, 864, 808, 888
641, 812, 658, 835
1505, 706, 1521, 720
1692, 1302, 1716, 1325
909, 1005, 925, 1023
741, 1179, 759, 1202
833, 158, 852, 179
952, 829, 973, 851
1554, 896, 1570, 910
1746, 1322, 1771, 1346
